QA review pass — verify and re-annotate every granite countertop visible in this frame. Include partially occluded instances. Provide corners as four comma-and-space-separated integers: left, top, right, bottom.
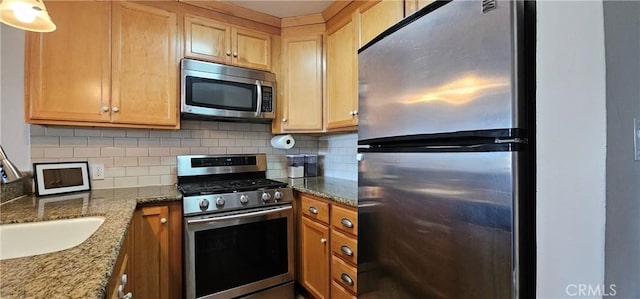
0, 186, 181, 299
274, 177, 357, 207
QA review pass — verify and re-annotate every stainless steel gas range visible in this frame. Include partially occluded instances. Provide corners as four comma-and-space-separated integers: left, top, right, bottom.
177, 154, 294, 299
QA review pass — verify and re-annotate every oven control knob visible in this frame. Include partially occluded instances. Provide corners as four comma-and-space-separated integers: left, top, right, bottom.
240, 195, 249, 204
198, 199, 210, 211
261, 192, 272, 203
274, 191, 283, 201
215, 196, 225, 206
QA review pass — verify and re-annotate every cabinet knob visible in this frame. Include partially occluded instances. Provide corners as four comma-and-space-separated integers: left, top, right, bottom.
233, 52, 238, 57
112, 107, 119, 113
282, 118, 287, 123
226, 51, 231, 56
308, 206, 318, 215
320, 238, 327, 244
353, 110, 358, 116
160, 218, 167, 224
349, 111, 355, 116
101, 106, 109, 112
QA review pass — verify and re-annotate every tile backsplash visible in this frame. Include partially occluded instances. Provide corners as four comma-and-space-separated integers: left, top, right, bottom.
319, 133, 358, 181
30, 121, 320, 189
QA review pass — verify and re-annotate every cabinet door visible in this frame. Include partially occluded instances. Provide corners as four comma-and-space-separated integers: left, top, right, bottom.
233, 27, 271, 70
107, 223, 134, 299
133, 205, 170, 299
406, 0, 437, 16
358, 0, 404, 48
326, 17, 358, 130
281, 34, 323, 131
25, 1, 111, 123
112, 2, 178, 127
301, 217, 330, 299
184, 15, 232, 64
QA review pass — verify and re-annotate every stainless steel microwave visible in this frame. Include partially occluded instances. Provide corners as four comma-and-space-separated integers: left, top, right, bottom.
180, 59, 276, 122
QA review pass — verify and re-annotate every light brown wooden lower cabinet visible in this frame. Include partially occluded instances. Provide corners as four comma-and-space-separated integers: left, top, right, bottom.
106, 223, 133, 299
131, 202, 182, 299
300, 215, 331, 299
331, 280, 357, 299
297, 192, 359, 299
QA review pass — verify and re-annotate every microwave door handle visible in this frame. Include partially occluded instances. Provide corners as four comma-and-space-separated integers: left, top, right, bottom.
255, 80, 262, 117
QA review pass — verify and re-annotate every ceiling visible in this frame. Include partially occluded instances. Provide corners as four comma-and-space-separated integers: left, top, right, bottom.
225, 0, 335, 18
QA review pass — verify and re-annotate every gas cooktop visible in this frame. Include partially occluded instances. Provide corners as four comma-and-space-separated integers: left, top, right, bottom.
178, 178, 288, 196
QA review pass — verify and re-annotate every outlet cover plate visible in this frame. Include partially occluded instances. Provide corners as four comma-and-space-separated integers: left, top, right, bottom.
91, 164, 105, 180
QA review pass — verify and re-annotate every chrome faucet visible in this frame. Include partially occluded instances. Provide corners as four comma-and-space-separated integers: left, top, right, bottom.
0, 145, 23, 184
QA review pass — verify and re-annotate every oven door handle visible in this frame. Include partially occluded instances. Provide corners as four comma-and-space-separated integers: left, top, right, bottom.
187, 205, 291, 224
255, 80, 263, 117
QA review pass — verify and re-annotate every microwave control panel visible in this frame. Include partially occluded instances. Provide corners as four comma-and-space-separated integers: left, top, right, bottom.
261, 86, 273, 113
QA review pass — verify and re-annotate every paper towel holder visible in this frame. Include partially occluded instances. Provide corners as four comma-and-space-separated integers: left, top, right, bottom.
271, 134, 296, 149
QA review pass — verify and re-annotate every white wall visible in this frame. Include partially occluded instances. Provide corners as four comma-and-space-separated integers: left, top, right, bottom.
0, 24, 29, 170
537, 1, 608, 297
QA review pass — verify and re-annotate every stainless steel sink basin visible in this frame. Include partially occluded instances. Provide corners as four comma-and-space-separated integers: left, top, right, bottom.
0, 216, 105, 260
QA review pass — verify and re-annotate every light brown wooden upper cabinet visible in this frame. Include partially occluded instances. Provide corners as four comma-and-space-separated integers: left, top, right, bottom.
25, 1, 179, 129
326, 15, 358, 130
184, 14, 271, 71
276, 25, 324, 133
405, 0, 437, 16
112, 2, 178, 127
357, 0, 404, 48
25, 1, 111, 125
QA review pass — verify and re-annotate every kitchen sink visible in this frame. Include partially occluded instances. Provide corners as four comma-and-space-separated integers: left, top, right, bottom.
0, 216, 105, 260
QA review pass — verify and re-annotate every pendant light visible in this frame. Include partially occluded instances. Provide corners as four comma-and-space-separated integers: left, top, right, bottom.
0, 0, 55, 32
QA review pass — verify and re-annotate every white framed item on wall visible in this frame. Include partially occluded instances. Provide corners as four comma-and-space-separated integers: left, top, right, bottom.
33, 162, 91, 196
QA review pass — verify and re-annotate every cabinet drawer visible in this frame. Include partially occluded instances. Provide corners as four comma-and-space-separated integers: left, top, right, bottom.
331, 255, 358, 294
331, 205, 358, 236
331, 280, 356, 299
331, 230, 357, 265
301, 195, 329, 224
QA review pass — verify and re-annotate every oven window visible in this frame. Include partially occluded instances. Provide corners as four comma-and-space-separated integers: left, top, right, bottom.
194, 217, 288, 297
186, 76, 257, 111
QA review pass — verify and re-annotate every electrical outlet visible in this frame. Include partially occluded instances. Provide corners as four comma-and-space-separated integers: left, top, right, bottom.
91, 164, 105, 180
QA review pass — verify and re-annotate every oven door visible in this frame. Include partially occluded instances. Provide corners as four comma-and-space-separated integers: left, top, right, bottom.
184, 204, 294, 299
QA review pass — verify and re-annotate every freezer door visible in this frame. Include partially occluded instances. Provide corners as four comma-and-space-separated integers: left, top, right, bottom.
358, 0, 523, 141
358, 151, 522, 298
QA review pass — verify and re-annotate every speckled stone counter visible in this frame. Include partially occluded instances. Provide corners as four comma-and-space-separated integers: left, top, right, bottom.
0, 186, 181, 299
274, 177, 357, 207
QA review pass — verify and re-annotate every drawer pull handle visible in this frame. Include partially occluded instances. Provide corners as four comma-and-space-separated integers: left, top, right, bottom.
341, 273, 354, 286
121, 274, 127, 287
341, 218, 353, 228
118, 283, 132, 299
308, 206, 318, 215
340, 245, 353, 256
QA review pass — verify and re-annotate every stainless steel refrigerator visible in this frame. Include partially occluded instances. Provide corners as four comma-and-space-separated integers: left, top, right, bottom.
357, 1, 535, 298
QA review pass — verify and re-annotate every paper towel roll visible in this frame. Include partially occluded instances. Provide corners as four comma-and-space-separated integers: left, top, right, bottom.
270, 134, 295, 149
